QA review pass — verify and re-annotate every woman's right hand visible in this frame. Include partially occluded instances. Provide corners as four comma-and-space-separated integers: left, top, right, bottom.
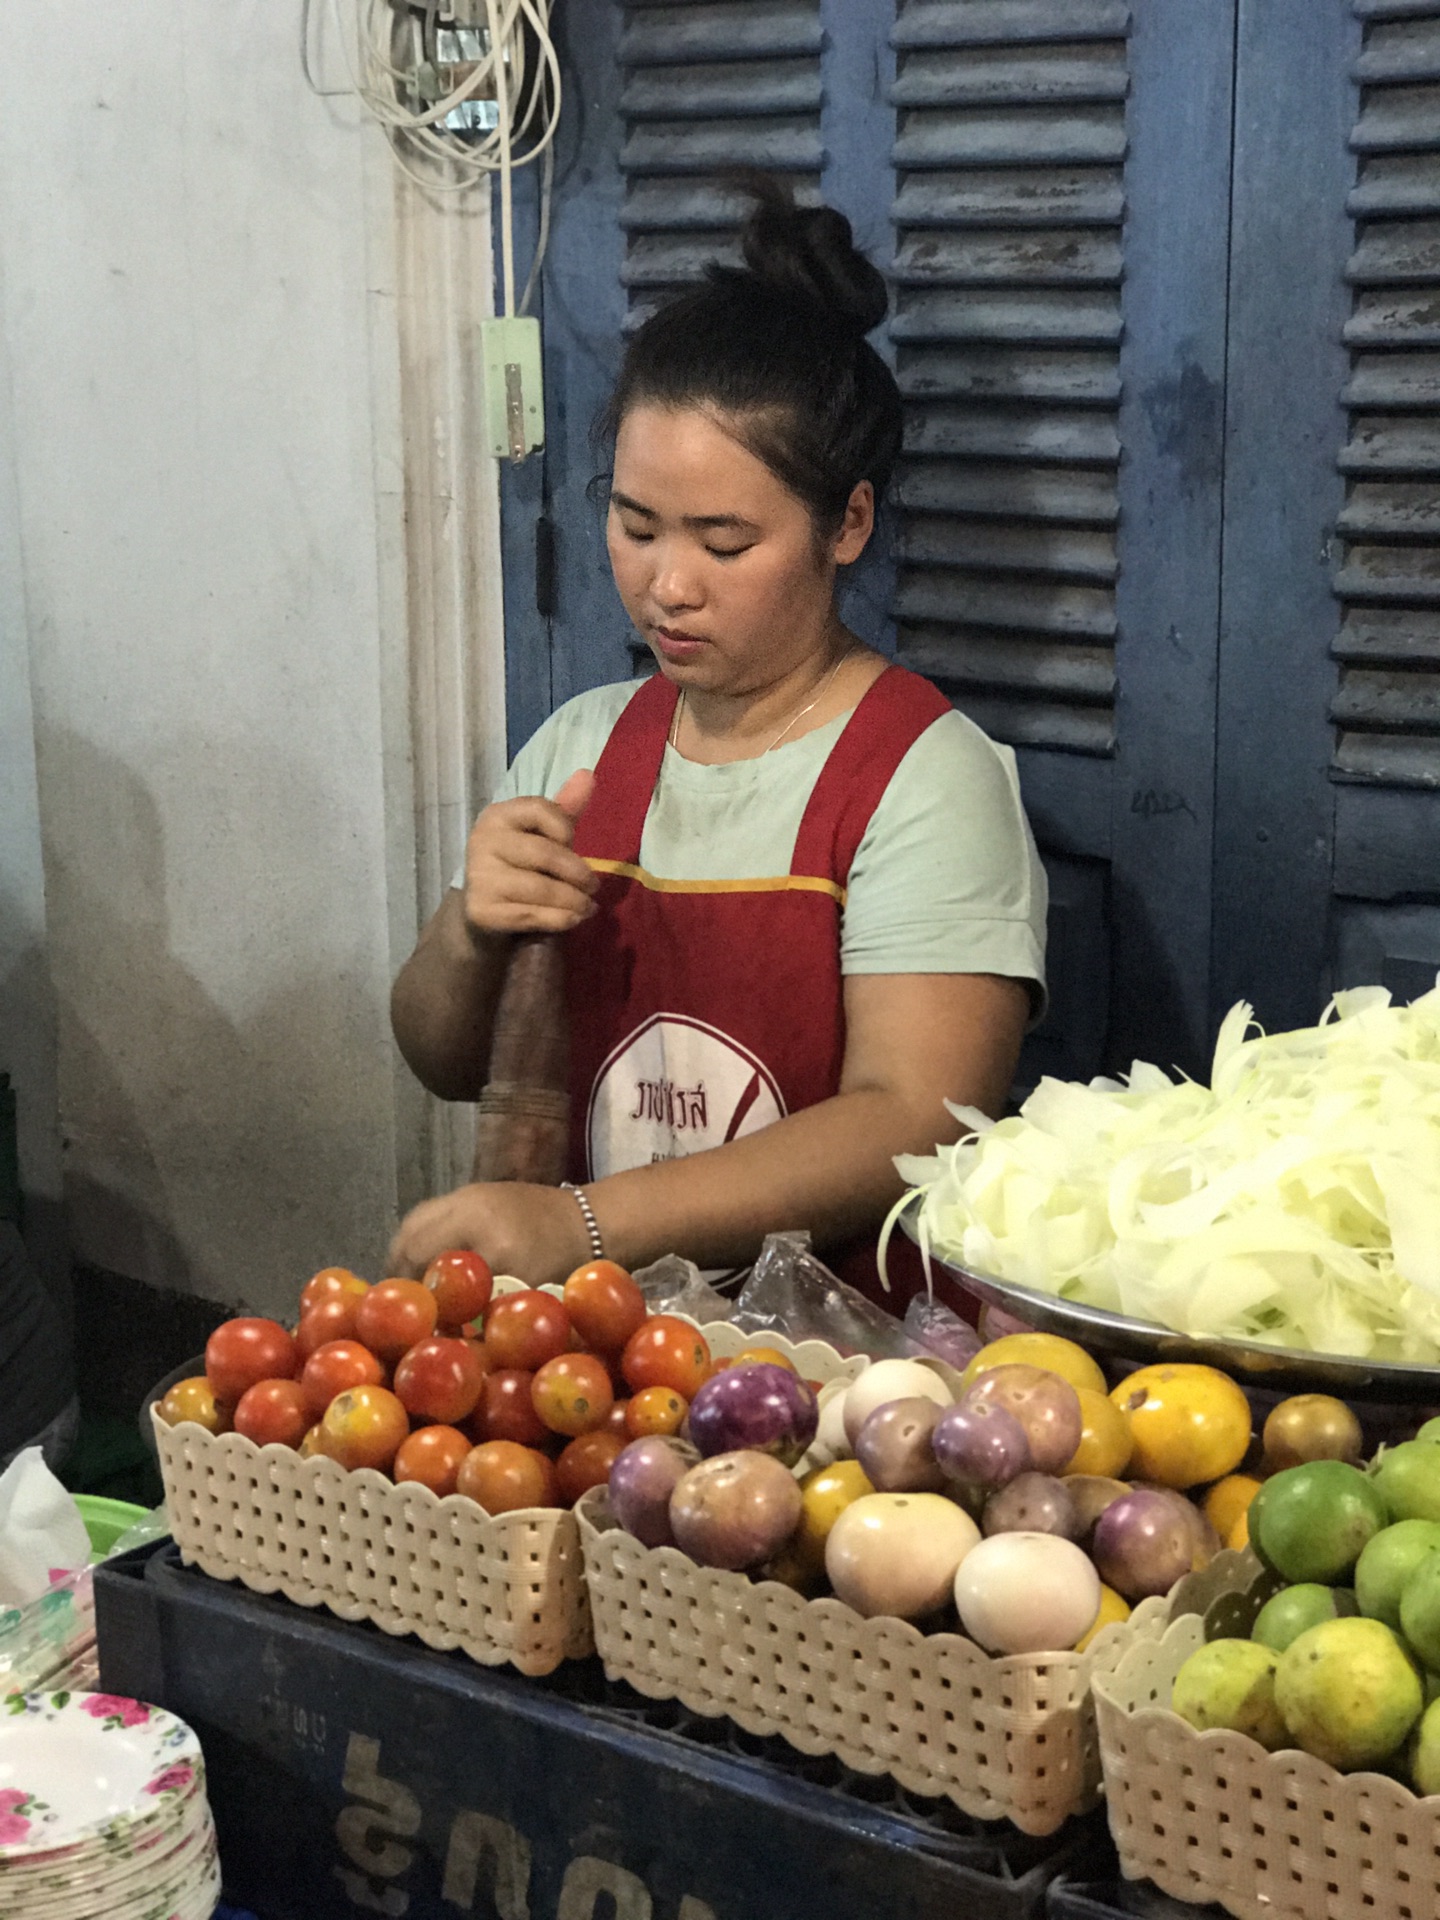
461, 768, 598, 935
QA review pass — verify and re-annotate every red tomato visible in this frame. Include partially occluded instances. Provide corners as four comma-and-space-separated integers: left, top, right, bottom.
318, 1384, 409, 1473
393, 1336, 488, 1425
299, 1267, 369, 1317
624, 1386, 688, 1439
206, 1318, 298, 1404
484, 1291, 572, 1372
620, 1316, 711, 1399
456, 1440, 559, 1514
354, 1279, 438, 1365
393, 1424, 472, 1497
603, 1400, 632, 1438
157, 1376, 229, 1435
472, 1369, 549, 1446
295, 1295, 361, 1359
531, 1353, 614, 1438
562, 1260, 647, 1354
233, 1378, 311, 1450
422, 1249, 494, 1330
300, 1339, 385, 1420
555, 1430, 626, 1505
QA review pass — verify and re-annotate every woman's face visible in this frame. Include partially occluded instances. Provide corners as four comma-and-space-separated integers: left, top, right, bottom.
606, 404, 872, 698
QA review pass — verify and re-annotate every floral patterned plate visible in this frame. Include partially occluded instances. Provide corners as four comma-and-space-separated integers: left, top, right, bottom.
0, 1691, 204, 1861
2, 1790, 210, 1915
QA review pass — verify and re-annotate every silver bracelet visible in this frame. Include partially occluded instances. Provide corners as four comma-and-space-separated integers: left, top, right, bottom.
561, 1181, 604, 1262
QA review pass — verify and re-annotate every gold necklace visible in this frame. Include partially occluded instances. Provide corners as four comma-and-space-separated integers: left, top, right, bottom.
668, 647, 855, 758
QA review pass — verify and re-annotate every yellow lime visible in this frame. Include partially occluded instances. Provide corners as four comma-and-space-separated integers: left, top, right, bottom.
1111, 1363, 1253, 1490
1227, 1509, 1251, 1552
1074, 1582, 1131, 1652
1064, 1388, 1134, 1479
960, 1332, 1106, 1398
1204, 1473, 1263, 1542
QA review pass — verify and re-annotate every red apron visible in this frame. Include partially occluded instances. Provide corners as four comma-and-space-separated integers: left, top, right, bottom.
565, 663, 963, 1315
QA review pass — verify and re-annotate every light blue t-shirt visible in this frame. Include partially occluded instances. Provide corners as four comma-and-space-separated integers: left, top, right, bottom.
484, 680, 1048, 1003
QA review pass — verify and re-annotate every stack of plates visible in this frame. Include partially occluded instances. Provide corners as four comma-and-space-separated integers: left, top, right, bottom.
0, 1689, 219, 1919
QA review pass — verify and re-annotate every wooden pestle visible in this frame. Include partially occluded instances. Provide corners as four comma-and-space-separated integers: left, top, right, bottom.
471, 932, 570, 1186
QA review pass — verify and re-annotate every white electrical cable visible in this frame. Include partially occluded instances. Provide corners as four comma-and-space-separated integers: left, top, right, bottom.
313, 0, 560, 305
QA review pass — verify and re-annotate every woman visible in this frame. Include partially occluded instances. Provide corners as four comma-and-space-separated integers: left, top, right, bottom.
389, 182, 1046, 1306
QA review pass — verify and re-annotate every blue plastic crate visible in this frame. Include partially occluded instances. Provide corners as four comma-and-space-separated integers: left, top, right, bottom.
95, 1543, 1110, 1920
1048, 1876, 1227, 1919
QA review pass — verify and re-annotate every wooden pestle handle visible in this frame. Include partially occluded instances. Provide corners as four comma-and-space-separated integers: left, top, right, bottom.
471, 932, 571, 1186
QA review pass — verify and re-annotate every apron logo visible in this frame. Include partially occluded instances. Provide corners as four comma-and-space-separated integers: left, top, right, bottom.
588, 1014, 786, 1181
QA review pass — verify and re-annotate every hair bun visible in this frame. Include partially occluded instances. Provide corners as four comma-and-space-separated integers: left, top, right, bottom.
734, 175, 888, 340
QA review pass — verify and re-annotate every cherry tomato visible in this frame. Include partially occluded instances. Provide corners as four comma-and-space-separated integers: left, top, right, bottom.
604, 1400, 632, 1438
318, 1384, 410, 1473
295, 1295, 362, 1359
393, 1336, 488, 1425
299, 1424, 325, 1458
562, 1260, 647, 1354
620, 1316, 711, 1399
157, 1375, 229, 1435
354, 1278, 439, 1366
624, 1386, 688, 1439
233, 1378, 311, 1450
394, 1424, 472, 1497
205, 1318, 298, 1404
422, 1249, 495, 1331
734, 1345, 798, 1375
456, 1440, 559, 1514
473, 1368, 549, 1446
531, 1353, 614, 1438
299, 1267, 369, 1317
300, 1339, 385, 1420
556, 1430, 626, 1505
484, 1290, 572, 1372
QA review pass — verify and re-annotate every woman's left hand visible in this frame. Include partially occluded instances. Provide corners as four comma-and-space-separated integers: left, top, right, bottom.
387, 1181, 590, 1285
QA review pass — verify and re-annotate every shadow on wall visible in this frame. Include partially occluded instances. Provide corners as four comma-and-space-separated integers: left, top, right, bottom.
35, 725, 400, 1319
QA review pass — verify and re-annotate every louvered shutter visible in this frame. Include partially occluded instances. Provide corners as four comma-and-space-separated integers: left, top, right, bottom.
1333, 2, 1440, 787
888, 0, 1130, 755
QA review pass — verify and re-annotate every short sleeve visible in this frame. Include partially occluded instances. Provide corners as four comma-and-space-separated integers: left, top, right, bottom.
839, 709, 1048, 1013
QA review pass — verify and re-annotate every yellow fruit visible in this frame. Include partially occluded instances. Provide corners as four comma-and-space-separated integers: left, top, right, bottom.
1075, 1582, 1131, 1651
1203, 1473, 1263, 1542
1227, 1509, 1250, 1552
960, 1332, 1106, 1399
1064, 1388, 1134, 1479
794, 1459, 874, 1574
1110, 1363, 1253, 1490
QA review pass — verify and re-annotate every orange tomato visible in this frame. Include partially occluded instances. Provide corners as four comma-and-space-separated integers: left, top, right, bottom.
300, 1338, 385, 1421
472, 1369, 549, 1446
733, 1346, 798, 1375
555, 1430, 626, 1505
299, 1424, 325, 1458
624, 1386, 688, 1439
354, 1279, 439, 1365
393, 1335, 488, 1425
603, 1399, 632, 1437
295, 1295, 362, 1359
157, 1375, 230, 1435
299, 1267, 369, 1317
484, 1290, 572, 1372
422, 1249, 494, 1331
531, 1353, 614, 1437
562, 1260, 647, 1354
205, 1318, 298, 1404
456, 1440, 559, 1514
234, 1378, 311, 1450
1110, 1364, 1253, 1490
394, 1424, 472, 1497
318, 1384, 409, 1473
621, 1316, 711, 1399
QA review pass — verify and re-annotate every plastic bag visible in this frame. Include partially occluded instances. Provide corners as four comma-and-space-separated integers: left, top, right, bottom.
0, 1448, 89, 1607
728, 1233, 909, 1359
903, 1293, 984, 1371
631, 1254, 736, 1326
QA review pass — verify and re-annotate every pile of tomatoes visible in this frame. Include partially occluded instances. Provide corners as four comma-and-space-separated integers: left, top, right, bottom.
157, 1253, 717, 1516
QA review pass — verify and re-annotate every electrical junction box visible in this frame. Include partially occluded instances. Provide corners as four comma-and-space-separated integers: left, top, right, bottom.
481, 314, 544, 460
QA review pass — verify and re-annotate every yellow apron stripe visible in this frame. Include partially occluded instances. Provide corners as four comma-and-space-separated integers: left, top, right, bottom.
585, 857, 846, 907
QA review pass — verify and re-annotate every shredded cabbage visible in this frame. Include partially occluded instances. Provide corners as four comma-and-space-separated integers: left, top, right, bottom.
894, 985, 1440, 1364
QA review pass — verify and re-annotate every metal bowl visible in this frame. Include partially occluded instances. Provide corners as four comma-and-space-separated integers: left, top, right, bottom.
902, 1217, 1440, 1406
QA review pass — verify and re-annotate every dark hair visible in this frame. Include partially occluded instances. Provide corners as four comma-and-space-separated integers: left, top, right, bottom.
601, 177, 902, 536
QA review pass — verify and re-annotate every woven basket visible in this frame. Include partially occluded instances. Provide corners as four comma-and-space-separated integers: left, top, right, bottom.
1092, 1552, 1440, 1920
579, 1483, 1150, 1834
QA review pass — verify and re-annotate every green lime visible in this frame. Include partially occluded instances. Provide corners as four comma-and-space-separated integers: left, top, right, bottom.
1355, 1521, 1440, 1632
1399, 1549, 1440, 1672
1253, 1583, 1358, 1653
1411, 1696, 1440, 1794
1370, 1441, 1440, 1524
1417, 1418, 1440, 1446
1172, 1638, 1287, 1749
1275, 1616, 1423, 1771
1250, 1461, 1388, 1585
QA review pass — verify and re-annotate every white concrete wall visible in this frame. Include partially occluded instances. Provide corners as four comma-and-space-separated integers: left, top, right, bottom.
0, 3, 417, 1315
